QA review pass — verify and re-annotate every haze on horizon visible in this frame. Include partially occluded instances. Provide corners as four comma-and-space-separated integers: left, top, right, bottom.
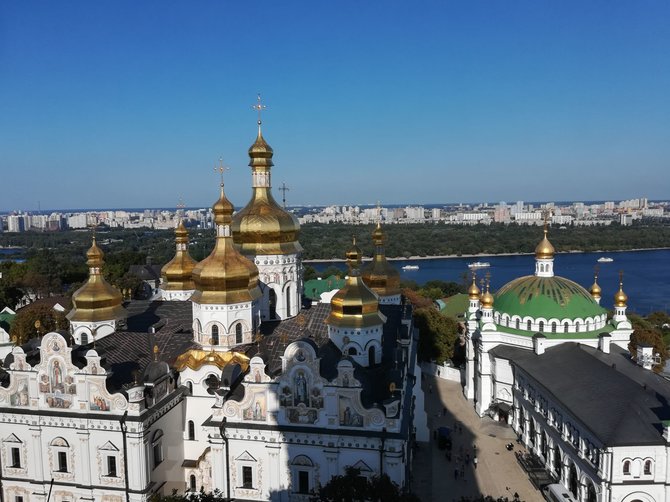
1, 1, 669, 212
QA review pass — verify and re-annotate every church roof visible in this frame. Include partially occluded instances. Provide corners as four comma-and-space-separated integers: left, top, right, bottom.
494, 275, 606, 320
491, 343, 670, 446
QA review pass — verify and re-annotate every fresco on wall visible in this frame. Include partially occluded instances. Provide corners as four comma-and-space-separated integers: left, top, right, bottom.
10, 377, 29, 407
242, 393, 266, 421
280, 371, 324, 424
339, 396, 364, 427
89, 383, 111, 411
39, 358, 76, 408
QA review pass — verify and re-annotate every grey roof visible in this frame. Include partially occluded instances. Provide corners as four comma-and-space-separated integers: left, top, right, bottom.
491, 343, 670, 446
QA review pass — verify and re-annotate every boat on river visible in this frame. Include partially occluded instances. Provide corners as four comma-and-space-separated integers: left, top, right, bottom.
597, 257, 614, 263
468, 261, 491, 269
402, 265, 419, 271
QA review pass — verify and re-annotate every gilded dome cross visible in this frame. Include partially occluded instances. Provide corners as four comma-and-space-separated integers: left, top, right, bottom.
252, 93, 267, 126
214, 158, 230, 187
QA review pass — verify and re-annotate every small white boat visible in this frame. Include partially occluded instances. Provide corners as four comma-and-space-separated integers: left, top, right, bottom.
402, 265, 419, 271
468, 261, 491, 269
597, 257, 614, 263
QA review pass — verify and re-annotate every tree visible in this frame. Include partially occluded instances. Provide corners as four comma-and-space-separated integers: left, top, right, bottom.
628, 314, 668, 372
10, 303, 69, 344
149, 489, 227, 501
414, 307, 459, 364
316, 467, 420, 502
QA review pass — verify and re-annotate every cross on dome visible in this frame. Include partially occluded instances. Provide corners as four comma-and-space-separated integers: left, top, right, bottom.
214, 158, 230, 187
252, 93, 267, 128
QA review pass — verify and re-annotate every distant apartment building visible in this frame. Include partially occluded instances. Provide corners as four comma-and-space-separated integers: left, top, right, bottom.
620, 214, 633, 226
513, 211, 542, 224
6, 215, 24, 232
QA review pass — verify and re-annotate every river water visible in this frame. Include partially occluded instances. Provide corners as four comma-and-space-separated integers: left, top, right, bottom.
312, 249, 670, 315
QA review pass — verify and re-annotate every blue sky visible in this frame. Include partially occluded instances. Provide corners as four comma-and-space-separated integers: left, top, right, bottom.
1, 1, 669, 211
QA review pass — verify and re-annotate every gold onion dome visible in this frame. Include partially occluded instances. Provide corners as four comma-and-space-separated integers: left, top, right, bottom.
327, 238, 385, 329
361, 224, 400, 297
67, 237, 125, 322
468, 275, 481, 300
191, 185, 262, 305
535, 228, 555, 260
614, 277, 628, 307
480, 282, 494, 309
231, 127, 302, 255
161, 220, 197, 291
589, 274, 602, 298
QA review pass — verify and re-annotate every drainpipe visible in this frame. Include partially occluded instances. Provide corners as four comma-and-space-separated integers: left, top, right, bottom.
218, 417, 231, 501
120, 411, 131, 502
379, 427, 387, 476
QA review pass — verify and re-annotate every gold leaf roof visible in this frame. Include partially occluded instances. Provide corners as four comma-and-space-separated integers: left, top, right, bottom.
67, 238, 125, 323
161, 220, 197, 291
231, 130, 302, 256
173, 349, 250, 372
191, 185, 262, 305
361, 224, 400, 297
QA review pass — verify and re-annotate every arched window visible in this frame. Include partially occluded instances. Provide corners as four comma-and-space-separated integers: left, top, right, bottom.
152, 430, 164, 467
644, 459, 652, 475
551, 322, 557, 333
286, 289, 292, 318
50, 437, 70, 473
516, 319, 520, 329
623, 460, 630, 475
189, 474, 197, 492
186, 381, 193, 394
211, 325, 219, 345
575, 321, 581, 332
348, 347, 357, 356
539, 321, 544, 332
81, 333, 89, 345
187, 420, 195, 441
564, 322, 569, 333
235, 323, 243, 344
527, 320, 532, 331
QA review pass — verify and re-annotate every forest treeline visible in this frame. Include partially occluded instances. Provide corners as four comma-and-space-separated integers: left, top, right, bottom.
1, 220, 669, 307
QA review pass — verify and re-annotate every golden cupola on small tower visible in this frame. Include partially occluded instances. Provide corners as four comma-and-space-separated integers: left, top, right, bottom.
361, 221, 401, 303
327, 238, 386, 329
191, 184, 262, 305
231, 101, 302, 256
161, 219, 197, 300
67, 237, 125, 344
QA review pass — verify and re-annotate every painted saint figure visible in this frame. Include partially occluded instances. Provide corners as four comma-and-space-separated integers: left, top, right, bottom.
295, 372, 308, 405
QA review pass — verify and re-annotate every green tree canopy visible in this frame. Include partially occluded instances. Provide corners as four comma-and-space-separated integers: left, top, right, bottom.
316, 467, 420, 502
414, 307, 460, 364
10, 303, 68, 344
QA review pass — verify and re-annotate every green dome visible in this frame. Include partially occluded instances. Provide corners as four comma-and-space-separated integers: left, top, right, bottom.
494, 275, 606, 320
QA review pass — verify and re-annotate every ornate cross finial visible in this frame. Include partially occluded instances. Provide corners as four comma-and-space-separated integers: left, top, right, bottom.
279, 182, 290, 209
214, 158, 229, 187
252, 93, 267, 126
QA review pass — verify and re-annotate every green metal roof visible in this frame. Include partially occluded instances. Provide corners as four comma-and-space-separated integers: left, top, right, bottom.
304, 275, 346, 300
494, 275, 606, 320
440, 293, 469, 319
0, 311, 15, 332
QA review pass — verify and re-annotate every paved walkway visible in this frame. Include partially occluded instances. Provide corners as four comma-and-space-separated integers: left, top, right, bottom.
412, 375, 542, 501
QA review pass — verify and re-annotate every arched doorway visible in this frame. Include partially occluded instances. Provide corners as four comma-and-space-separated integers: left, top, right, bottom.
586, 481, 597, 502
568, 464, 578, 499
269, 289, 277, 319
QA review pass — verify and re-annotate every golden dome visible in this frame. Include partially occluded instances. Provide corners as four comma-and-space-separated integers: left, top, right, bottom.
161, 220, 197, 291
589, 273, 602, 299
480, 281, 494, 309
67, 238, 125, 323
361, 224, 400, 297
231, 128, 302, 256
173, 349, 250, 372
535, 228, 555, 260
614, 277, 628, 307
326, 238, 386, 329
191, 185, 262, 305
468, 274, 481, 300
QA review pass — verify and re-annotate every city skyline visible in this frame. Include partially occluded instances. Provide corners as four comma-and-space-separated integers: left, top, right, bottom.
2, 1, 669, 211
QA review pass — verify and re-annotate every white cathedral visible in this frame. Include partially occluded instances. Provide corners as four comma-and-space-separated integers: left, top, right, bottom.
0, 117, 427, 501
463, 229, 670, 502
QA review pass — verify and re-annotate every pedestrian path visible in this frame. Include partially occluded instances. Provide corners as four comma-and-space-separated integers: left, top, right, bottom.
411, 375, 542, 501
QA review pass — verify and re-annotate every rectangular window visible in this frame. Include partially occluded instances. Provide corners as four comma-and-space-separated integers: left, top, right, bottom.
16, 497, 24, 502
242, 466, 253, 488
57, 451, 68, 472
11, 447, 21, 468
298, 470, 309, 494
153, 443, 163, 468
107, 455, 117, 477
